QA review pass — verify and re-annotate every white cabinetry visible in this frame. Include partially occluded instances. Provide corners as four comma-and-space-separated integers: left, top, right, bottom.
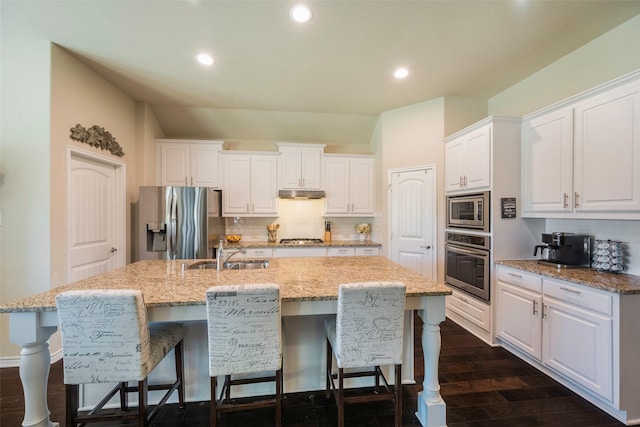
496, 268, 543, 360
522, 71, 640, 218
355, 246, 380, 256
494, 265, 640, 424
234, 248, 274, 259
446, 289, 492, 339
157, 139, 223, 187
277, 143, 325, 190
273, 247, 326, 258
444, 124, 491, 193
323, 154, 375, 216
221, 152, 278, 217
542, 279, 613, 401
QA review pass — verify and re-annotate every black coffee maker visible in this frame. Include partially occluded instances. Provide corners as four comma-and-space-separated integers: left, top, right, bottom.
534, 232, 592, 268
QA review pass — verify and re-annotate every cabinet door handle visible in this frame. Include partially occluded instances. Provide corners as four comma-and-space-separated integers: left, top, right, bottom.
464, 175, 468, 187
508, 272, 522, 279
560, 286, 581, 295
563, 193, 569, 208
574, 192, 580, 208
420, 245, 431, 249
459, 176, 463, 187
542, 303, 547, 319
532, 299, 538, 315
302, 178, 305, 187
191, 176, 193, 186
185, 177, 188, 186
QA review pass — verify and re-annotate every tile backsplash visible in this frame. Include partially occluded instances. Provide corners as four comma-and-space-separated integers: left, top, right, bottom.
546, 219, 639, 275
224, 199, 378, 243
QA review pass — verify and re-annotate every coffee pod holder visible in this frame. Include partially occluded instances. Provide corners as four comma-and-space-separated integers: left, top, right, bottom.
592, 239, 625, 273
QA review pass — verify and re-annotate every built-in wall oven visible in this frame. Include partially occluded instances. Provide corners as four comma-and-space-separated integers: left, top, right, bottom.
446, 191, 490, 233
445, 231, 491, 302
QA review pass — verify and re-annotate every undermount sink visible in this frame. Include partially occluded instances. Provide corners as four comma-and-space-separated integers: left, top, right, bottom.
188, 259, 270, 270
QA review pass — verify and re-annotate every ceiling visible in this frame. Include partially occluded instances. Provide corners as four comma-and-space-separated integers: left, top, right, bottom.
3, 1, 640, 145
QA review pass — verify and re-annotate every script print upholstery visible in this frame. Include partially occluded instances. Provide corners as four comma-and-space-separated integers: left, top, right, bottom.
56, 289, 184, 384
206, 284, 282, 377
325, 281, 406, 369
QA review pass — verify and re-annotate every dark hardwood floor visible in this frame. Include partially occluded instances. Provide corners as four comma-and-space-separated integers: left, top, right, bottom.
1, 317, 625, 426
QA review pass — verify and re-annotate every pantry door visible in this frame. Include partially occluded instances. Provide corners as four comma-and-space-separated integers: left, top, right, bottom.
67, 148, 125, 281
389, 166, 436, 280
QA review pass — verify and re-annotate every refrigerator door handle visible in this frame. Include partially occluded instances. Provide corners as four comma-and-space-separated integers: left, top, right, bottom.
167, 188, 178, 259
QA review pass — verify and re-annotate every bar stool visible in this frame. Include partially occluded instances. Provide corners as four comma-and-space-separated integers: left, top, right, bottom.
206, 284, 283, 427
325, 281, 406, 427
55, 289, 185, 427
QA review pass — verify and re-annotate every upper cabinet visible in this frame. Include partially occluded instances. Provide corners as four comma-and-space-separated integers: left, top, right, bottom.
445, 124, 491, 193
157, 139, 223, 188
277, 143, 325, 190
444, 124, 491, 193
323, 154, 375, 216
522, 72, 640, 219
221, 152, 278, 217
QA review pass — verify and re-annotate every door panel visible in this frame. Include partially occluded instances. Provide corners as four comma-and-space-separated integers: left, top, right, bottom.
69, 156, 120, 281
390, 168, 435, 280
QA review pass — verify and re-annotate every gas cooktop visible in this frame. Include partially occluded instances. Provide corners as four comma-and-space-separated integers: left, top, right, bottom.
279, 238, 324, 245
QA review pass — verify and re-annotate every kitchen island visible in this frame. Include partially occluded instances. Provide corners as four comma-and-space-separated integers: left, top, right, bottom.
1, 256, 451, 427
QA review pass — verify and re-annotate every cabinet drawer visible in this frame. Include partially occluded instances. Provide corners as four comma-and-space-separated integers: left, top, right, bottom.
497, 267, 542, 293
446, 290, 491, 332
274, 247, 326, 258
327, 247, 355, 257
355, 246, 380, 256
239, 248, 273, 259
543, 278, 612, 316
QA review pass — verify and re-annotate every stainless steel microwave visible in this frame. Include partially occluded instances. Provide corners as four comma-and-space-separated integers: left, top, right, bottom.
446, 191, 490, 232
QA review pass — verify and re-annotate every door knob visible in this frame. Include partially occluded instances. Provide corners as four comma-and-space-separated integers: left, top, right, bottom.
109, 247, 117, 254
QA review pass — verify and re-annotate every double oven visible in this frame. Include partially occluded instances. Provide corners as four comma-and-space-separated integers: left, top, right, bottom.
445, 192, 491, 302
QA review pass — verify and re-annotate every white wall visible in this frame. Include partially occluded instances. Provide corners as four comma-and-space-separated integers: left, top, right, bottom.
488, 13, 640, 276
376, 98, 446, 281
0, 43, 143, 360
0, 40, 52, 359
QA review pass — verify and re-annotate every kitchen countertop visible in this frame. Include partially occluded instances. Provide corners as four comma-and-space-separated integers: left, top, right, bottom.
220, 239, 382, 249
0, 256, 450, 313
496, 259, 640, 295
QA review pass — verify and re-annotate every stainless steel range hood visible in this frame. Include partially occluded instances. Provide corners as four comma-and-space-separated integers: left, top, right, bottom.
278, 189, 325, 199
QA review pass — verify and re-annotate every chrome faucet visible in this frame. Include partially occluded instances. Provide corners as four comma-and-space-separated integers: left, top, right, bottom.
216, 240, 247, 270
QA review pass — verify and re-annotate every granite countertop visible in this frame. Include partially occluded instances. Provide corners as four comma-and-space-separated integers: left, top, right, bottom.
221, 239, 382, 249
0, 256, 450, 313
496, 259, 640, 295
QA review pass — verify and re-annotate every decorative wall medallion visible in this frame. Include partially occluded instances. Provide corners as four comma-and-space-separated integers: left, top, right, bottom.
69, 124, 125, 157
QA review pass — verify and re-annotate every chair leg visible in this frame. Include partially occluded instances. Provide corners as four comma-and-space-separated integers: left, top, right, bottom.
174, 340, 185, 409
275, 368, 282, 427
337, 367, 345, 427
211, 376, 218, 427
119, 381, 128, 411
325, 338, 332, 399
138, 379, 148, 427
66, 384, 78, 427
395, 364, 402, 427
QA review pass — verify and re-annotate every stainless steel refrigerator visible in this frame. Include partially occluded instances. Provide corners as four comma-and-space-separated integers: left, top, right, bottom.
133, 186, 224, 261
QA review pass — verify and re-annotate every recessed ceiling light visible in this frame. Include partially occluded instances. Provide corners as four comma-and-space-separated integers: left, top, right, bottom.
196, 53, 215, 66
394, 67, 409, 79
290, 4, 313, 23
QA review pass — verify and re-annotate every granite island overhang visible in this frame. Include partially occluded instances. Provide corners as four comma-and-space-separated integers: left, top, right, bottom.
1, 256, 452, 427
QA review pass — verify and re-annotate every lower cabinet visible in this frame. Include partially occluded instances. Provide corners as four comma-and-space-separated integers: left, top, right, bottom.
495, 265, 640, 425
446, 289, 492, 344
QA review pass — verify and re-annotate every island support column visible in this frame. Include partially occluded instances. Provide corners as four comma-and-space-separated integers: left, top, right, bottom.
416, 295, 447, 427
10, 312, 60, 427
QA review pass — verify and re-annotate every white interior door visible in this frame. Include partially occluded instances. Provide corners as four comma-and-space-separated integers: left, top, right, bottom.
389, 167, 436, 280
68, 151, 125, 281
